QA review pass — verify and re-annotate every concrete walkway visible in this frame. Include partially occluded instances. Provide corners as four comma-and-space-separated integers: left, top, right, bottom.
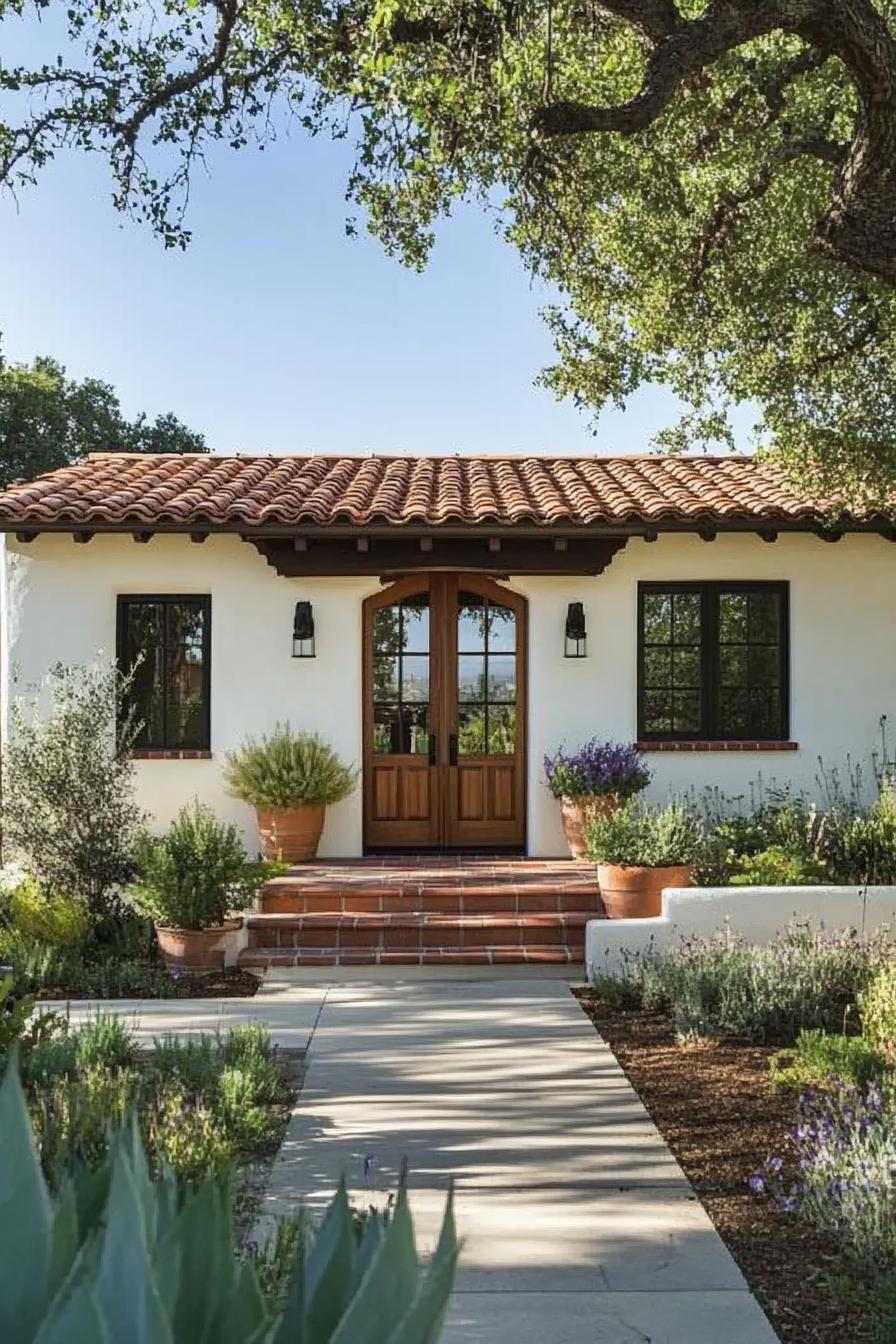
258, 975, 779, 1344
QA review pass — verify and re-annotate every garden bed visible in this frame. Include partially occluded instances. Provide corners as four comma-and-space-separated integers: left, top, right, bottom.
30, 964, 261, 1000
575, 990, 889, 1344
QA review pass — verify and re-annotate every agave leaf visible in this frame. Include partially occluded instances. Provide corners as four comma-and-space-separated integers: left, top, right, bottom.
329, 1183, 418, 1344
305, 1181, 356, 1342
268, 1240, 306, 1344
94, 1144, 172, 1344
70, 1156, 113, 1242
31, 1278, 109, 1344
170, 1180, 236, 1344
209, 1259, 269, 1344
384, 1191, 459, 1344
47, 1178, 81, 1299
0, 1053, 52, 1342
353, 1213, 384, 1290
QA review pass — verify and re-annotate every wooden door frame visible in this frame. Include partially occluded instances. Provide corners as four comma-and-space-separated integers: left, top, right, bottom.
362, 572, 528, 852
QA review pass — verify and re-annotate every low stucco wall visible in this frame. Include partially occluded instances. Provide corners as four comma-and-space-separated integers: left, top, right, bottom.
585, 885, 896, 979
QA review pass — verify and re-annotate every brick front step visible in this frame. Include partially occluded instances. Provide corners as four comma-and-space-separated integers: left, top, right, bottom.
245, 911, 589, 952
239, 945, 581, 969
260, 874, 603, 917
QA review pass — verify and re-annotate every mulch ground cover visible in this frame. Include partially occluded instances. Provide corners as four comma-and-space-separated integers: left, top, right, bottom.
34, 965, 261, 999
574, 989, 888, 1344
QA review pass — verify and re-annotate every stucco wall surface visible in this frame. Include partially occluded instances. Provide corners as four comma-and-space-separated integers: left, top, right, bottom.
586, 885, 896, 979
2, 529, 894, 858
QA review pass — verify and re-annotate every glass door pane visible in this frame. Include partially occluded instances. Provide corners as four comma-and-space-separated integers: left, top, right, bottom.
456, 591, 517, 756
372, 592, 431, 755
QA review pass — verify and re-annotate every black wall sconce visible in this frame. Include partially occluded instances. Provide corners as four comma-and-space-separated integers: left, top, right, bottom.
564, 601, 587, 658
292, 600, 316, 658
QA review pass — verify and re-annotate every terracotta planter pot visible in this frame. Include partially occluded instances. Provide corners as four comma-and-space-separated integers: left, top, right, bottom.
560, 795, 622, 860
256, 803, 326, 863
155, 918, 243, 971
596, 863, 691, 919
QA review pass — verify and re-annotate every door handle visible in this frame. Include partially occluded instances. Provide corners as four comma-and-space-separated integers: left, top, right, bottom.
428, 733, 437, 766
449, 733, 458, 766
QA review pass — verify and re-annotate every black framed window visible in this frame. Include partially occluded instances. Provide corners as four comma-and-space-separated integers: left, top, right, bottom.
117, 595, 211, 749
638, 582, 789, 741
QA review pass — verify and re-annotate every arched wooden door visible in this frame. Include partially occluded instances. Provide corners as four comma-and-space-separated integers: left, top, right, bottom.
363, 574, 527, 850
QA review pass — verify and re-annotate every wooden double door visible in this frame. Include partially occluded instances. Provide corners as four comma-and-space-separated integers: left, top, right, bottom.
363, 573, 527, 850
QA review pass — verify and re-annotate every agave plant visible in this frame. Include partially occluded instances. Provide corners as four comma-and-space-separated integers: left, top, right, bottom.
0, 1055, 457, 1343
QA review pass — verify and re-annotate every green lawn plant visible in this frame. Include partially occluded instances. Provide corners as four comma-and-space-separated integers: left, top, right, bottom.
0, 1053, 458, 1344
131, 803, 271, 930
224, 726, 357, 809
768, 1029, 889, 1091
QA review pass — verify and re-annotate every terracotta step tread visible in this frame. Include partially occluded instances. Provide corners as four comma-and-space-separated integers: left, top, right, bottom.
247, 911, 594, 928
240, 945, 581, 968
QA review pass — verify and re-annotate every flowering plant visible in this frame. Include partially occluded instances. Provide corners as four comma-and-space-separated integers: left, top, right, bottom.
543, 739, 651, 802
752, 1078, 896, 1267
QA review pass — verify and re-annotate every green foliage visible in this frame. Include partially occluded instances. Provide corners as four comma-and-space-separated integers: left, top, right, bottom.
0, 1054, 458, 1343
224, 725, 357, 809
1, 662, 146, 918
0, 353, 206, 487
5, 874, 90, 947
823, 787, 896, 886
0, 928, 187, 1000
586, 800, 703, 868
860, 961, 896, 1059
131, 803, 269, 930
2, 7, 895, 492
0, 977, 64, 1061
730, 845, 830, 887
596, 927, 888, 1044
768, 1030, 889, 1090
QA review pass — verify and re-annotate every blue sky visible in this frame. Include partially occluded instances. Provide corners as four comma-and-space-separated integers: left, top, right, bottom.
1, 81, 745, 457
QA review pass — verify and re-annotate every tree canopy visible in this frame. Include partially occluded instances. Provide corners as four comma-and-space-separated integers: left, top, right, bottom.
0, 354, 207, 486
3, 1, 896, 499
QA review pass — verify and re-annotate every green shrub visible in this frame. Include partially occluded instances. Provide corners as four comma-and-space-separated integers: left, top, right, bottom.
586, 799, 704, 867
151, 1032, 222, 1095
730, 845, 830, 886
1, 662, 146, 919
628, 926, 885, 1043
145, 1081, 235, 1181
822, 787, 896, 885
131, 802, 268, 929
7, 876, 90, 947
73, 1013, 136, 1072
0, 1057, 458, 1344
768, 1029, 889, 1089
224, 723, 357, 807
860, 961, 896, 1057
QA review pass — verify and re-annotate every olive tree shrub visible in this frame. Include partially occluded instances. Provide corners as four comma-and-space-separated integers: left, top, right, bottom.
2, 662, 146, 920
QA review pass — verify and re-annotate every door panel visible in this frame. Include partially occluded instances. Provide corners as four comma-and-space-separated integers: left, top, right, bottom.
445, 576, 526, 848
364, 578, 442, 848
363, 573, 526, 850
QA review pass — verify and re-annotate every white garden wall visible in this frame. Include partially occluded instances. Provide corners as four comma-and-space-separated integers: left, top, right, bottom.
586, 885, 896, 979
3, 528, 895, 858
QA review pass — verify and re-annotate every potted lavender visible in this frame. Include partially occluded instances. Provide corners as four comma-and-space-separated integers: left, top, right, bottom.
544, 739, 651, 859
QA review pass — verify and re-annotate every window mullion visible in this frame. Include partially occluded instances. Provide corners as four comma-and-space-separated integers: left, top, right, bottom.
704, 587, 718, 739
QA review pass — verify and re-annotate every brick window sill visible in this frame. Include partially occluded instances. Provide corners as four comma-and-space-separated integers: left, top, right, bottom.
132, 749, 212, 760
636, 740, 798, 753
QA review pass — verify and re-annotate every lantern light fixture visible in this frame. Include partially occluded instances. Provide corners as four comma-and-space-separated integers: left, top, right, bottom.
292, 600, 316, 658
564, 601, 587, 658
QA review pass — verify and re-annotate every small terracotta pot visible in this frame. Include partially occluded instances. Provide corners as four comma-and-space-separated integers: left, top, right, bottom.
560, 794, 621, 860
256, 803, 326, 863
155, 918, 243, 971
596, 863, 691, 919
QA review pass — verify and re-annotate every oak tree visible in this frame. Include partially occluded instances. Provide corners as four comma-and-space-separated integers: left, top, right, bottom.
4, 1, 896, 498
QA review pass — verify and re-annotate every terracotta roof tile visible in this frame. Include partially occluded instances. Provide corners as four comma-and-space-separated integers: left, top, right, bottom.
0, 452, 880, 532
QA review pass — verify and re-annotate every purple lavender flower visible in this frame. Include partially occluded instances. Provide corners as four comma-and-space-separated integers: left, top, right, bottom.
543, 740, 651, 801
748, 1174, 765, 1193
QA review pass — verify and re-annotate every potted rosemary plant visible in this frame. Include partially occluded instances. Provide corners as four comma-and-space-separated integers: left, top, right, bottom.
131, 802, 270, 969
585, 799, 702, 918
224, 724, 357, 862
543, 739, 651, 859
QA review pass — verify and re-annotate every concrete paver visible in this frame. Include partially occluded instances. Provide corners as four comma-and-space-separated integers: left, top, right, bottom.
259, 975, 779, 1343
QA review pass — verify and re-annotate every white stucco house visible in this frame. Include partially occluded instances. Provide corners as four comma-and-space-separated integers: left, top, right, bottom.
0, 451, 892, 861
